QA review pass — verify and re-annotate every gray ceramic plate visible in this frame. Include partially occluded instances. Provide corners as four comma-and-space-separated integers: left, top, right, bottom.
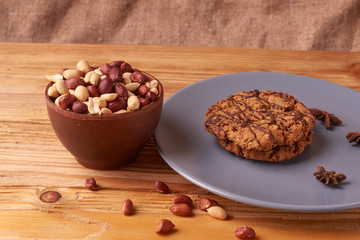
154, 72, 360, 212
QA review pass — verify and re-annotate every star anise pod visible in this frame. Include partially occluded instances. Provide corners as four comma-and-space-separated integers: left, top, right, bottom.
309, 108, 342, 129
346, 131, 360, 144
313, 166, 346, 185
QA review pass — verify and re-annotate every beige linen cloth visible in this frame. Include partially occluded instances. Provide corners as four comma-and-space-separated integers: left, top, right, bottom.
0, 0, 359, 52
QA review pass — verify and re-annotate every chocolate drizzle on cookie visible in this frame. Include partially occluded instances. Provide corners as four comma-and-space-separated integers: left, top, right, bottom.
206, 90, 310, 146
204, 90, 316, 162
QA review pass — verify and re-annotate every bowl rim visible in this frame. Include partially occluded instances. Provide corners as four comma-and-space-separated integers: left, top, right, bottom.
45, 72, 164, 120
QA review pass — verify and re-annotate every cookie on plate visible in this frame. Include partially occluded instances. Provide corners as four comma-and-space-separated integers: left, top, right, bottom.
205, 90, 316, 162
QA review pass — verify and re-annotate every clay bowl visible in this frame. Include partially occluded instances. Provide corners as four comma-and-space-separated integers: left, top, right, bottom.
45, 73, 163, 170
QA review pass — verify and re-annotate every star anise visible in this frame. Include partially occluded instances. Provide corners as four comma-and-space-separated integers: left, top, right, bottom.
346, 131, 360, 144
309, 108, 342, 129
313, 166, 346, 185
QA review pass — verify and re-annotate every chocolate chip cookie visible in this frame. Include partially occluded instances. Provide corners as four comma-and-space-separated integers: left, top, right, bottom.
205, 90, 316, 162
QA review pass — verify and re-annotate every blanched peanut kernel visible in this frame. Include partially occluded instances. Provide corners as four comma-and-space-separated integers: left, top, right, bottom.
75, 85, 89, 102
55, 79, 69, 95
127, 96, 140, 111
76, 59, 92, 72
100, 93, 118, 102
125, 82, 140, 92
93, 68, 103, 76
207, 206, 227, 220
90, 72, 101, 86
84, 71, 93, 84
122, 72, 132, 84
46, 74, 63, 82
100, 107, 113, 115
114, 109, 128, 114
48, 85, 60, 98
63, 69, 84, 79
93, 97, 107, 109
87, 97, 101, 115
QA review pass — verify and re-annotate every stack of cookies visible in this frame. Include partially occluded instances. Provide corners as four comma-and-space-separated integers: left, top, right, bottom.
205, 90, 316, 162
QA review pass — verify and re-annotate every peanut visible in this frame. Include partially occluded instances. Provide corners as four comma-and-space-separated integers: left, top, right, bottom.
84, 71, 94, 83
47, 84, 59, 98
55, 78, 69, 95
146, 91, 157, 102
87, 97, 101, 115
54, 95, 62, 107
130, 71, 146, 84
114, 109, 128, 114
76, 59, 92, 72
58, 94, 77, 110
114, 83, 128, 99
109, 60, 123, 67
93, 97, 107, 109
45, 74, 63, 82
122, 72, 132, 84
150, 87, 159, 96
84, 71, 93, 83
72, 101, 88, 114
109, 67, 122, 82
207, 206, 227, 220
173, 194, 193, 205
199, 198, 219, 211
138, 85, 149, 97
100, 93, 118, 102
93, 68, 103, 76
155, 219, 175, 233
65, 77, 86, 90
127, 96, 140, 111
100, 107, 113, 115
90, 72, 101, 86
99, 63, 111, 75
170, 204, 192, 216
139, 97, 148, 107
149, 79, 159, 89
122, 199, 133, 216
63, 69, 84, 79
98, 78, 113, 95
125, 82, 140, 92
87, 85, 100, 97
107, 97, 126, 112
85, 177, 97, 191
234, 226, 256, 239
74, 85, 89, 102
155, 181, 169, 194
120, 62, 133, 72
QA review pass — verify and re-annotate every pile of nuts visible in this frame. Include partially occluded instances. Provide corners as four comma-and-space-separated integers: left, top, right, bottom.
46, 60, 160, 115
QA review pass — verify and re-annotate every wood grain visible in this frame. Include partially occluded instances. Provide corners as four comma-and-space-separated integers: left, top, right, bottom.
0, 43, 360, 239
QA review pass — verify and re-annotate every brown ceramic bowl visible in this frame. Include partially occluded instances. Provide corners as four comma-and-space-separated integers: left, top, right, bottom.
45, 73, 163, 170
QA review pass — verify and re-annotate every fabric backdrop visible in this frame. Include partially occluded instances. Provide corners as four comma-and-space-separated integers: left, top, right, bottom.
0, 0, 359, 52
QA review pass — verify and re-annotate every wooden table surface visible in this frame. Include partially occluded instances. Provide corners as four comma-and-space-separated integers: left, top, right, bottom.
0, 43, 360, 239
